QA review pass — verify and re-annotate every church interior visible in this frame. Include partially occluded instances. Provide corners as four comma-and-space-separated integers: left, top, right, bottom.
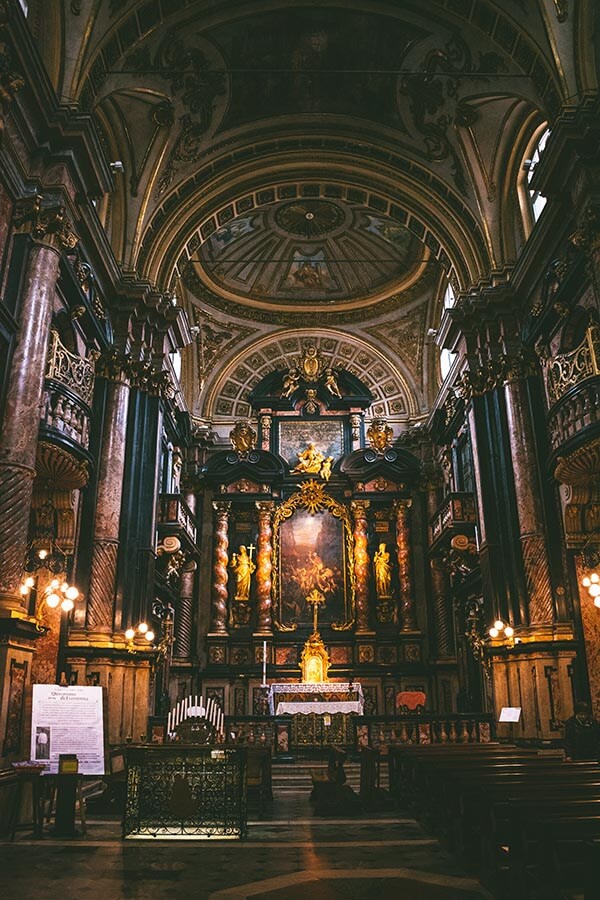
1, 0, 600, 897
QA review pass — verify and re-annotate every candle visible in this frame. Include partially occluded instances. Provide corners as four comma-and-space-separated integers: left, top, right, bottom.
262, 640, 267, 686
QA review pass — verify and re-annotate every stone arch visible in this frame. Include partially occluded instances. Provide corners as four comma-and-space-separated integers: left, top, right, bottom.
202, 330, 421, 424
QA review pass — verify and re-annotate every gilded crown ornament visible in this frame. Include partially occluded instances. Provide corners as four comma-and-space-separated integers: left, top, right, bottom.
367, 418, 393, 453
229, 420, 257, 454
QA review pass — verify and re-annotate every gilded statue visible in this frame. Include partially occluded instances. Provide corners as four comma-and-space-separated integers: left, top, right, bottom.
291, 442, 324, 475
324, 367, 342, 398
230, 544, 256, 600
367, 418, 394, 453
320, 455, 333, 482
373, 542, 392, 598
229, 420, 257, 454
281, 367, 300, 398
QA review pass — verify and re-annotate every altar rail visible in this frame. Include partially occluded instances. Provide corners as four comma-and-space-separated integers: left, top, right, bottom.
224, 713, 494, 754
354, 714, 494, 749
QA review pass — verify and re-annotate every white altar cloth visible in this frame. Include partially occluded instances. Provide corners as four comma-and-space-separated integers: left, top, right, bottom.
267, 682, 364, 716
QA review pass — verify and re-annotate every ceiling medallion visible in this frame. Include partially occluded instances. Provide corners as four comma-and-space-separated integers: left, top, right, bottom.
274, 199, 345, 238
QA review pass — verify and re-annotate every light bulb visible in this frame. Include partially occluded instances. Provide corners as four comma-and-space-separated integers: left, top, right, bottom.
65, 586, 79, 601
145, 630, 155, 642
594, 597, 600, 609
494, 620, 504, 631
138, 622, 148, 634
591, 573, 600, 583
589, 584, 600, 598
20, 584, 29, 596
582, 576, 592, 588
38, 549, 48, 560
489, 627, 499, 638
60, 582, 69, 593
45, 593, 60, 608
60, 598, 74, 612
504, 626, 514, 638
50, 579, 60, 589
24, 576, 35, 589
125, 628, 135, 640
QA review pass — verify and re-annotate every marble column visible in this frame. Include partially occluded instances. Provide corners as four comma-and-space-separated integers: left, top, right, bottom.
210, 501, 231, 634
504, 373, 554, 625
255, 500, 274, 634
394, 499, 417, 631
0, 197, 77, 613
351, 500, 371, 632
86, 364, 131, 635
174, 490, 196, 659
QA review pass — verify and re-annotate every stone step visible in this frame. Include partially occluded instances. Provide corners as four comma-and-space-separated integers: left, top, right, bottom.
271, 761, 388, 792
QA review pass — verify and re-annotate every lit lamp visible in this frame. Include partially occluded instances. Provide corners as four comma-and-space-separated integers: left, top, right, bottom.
19, 575, 81, 614
488, 619, 515, 641
125, 622, 156, 651
581, 571, 600, 607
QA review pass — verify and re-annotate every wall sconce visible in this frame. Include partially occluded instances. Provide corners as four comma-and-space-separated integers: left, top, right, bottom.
20, 576, 81, 624
488, 619, 515, 641
124, 621, 155, 652
581, 571, 600, 607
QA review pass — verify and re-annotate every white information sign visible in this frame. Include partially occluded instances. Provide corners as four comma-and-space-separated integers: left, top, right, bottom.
499, 706, 522, 723
30, 685, 105, 775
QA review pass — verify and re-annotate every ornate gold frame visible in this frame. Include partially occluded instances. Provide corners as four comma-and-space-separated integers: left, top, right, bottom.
272, 481, 356, 631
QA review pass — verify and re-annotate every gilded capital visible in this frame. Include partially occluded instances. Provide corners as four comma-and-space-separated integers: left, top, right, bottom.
95, 349, 132, 385
350, 499, 370, 517
14, 194, 78, 251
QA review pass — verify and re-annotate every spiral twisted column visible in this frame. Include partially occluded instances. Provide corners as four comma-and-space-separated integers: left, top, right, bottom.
255, 500, 274, 634
210, 501, 231, 634
351, 500, 370, 633
86, 374, 131, 633
394, 499, 417, 631
175, 490, 197, 659
0, 198, 76, 612
504, 373, 554, 625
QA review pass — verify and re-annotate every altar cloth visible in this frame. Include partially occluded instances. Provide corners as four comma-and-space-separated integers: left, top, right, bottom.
267, 682, 364, 716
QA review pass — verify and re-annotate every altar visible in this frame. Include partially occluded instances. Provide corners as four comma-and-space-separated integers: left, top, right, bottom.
267, 682, 364, 716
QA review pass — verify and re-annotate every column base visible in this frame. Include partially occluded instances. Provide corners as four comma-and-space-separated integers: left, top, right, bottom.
490, 639, 577, 741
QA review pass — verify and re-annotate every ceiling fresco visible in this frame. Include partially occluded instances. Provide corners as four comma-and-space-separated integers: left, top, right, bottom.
194, 196, 425, 309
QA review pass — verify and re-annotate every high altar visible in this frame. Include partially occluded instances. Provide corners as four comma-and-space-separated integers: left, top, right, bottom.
194, 343, 453, 737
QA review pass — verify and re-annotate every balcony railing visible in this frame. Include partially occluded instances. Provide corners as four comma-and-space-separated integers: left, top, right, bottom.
157, 493, 197, 545
41, 331, 95, 453
46, 329, 95, 406
429, 492, 476, 547
544, 324, 600, 407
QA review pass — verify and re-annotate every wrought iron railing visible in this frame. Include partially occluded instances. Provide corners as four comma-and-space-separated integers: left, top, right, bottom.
45, 329, 95, 406
123, 744, 247, 839
158, 494, 197, 544
544, 324, 600, 407
429, 492, 476, 547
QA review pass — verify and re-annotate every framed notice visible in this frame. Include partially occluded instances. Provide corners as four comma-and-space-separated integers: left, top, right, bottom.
30, 685, 106, 775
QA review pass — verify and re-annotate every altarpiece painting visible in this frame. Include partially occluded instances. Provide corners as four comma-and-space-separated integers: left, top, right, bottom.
272, 482, 355, 631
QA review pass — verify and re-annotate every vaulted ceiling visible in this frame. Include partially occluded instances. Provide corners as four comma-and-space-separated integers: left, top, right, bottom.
28, 0, 599, 428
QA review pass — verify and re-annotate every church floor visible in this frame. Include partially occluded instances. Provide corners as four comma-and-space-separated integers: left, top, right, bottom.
0, 793, 494, 900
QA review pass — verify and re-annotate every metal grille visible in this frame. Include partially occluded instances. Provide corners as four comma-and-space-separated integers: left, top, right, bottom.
123, 745, 247, 839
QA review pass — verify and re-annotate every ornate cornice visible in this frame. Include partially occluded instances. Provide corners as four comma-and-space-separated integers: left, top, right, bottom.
13, 195, 78, 252
95, 350, 176, 399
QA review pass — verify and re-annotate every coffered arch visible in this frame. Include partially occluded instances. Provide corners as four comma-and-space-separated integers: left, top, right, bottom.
202, 330, 422, 425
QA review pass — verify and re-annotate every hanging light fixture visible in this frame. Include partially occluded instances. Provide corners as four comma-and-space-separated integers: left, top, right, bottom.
488, 619, 515, 641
